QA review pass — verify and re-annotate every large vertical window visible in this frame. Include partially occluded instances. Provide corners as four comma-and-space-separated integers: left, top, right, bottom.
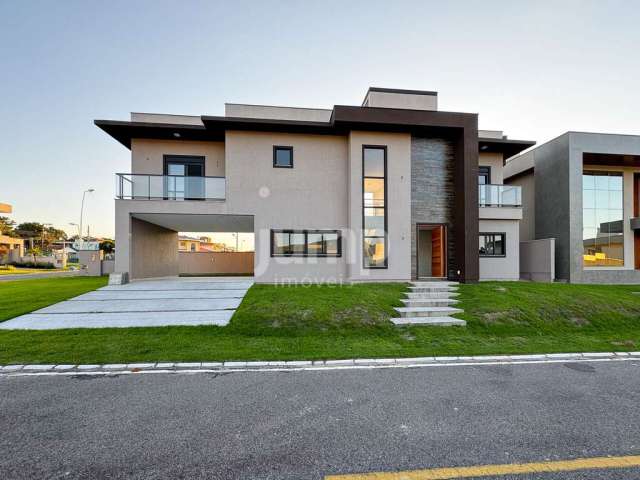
363, 146, 387, 268
583, 171, 624, 267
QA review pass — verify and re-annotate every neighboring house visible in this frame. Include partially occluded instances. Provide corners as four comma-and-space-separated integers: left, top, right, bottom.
0, 235, 23, 264
504, 132, 640, 283
178, 235, 202, 252
97, 87, 533, 282
0, 203, 12, 214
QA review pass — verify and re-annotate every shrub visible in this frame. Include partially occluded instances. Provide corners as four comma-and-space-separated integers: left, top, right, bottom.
9, 261, 56, 269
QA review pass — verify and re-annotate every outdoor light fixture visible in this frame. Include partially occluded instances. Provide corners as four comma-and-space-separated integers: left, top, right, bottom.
173, 132, 181, 138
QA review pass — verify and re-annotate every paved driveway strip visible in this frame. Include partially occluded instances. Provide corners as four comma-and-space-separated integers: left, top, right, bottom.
0, 277, 253, 330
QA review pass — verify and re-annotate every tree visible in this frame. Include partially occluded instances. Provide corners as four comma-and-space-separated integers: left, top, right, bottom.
15, 223, 67, 253
0, 216, 16, 236
100, 239, 115, 254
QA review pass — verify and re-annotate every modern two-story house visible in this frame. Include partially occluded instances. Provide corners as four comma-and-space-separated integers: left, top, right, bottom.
505, 132, 640, 283
96, 87, 533, 283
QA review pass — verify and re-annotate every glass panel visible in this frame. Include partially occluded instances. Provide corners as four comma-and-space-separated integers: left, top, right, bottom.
290, 233, 305, 255
275, 148, 292, 167
307, 233, 323, 255
494, 235, 504, 255
363, 148, 385, 177
363, 237, 385, 267
273, 233, 290, 255
324, 233, 338, 255
583, 171, 624, 267
364, 178, 385, 207
364, 209, 385, 236
168, 164, 185, 175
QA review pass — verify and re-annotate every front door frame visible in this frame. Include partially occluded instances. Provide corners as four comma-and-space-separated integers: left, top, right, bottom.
416, 223, 448, 279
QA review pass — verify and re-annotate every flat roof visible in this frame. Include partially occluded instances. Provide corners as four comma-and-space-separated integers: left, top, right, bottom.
96, 105, 534, 157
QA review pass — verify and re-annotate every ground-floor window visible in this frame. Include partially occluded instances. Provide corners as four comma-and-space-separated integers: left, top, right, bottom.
479, 233, 505, 257
583, 170, 624, 267
271, 230, 341, 257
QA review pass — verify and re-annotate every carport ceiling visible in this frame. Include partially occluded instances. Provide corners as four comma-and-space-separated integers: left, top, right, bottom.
132, 213, 254, 233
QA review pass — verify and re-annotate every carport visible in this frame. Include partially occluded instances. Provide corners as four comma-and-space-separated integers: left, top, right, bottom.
128, 213, 254, 280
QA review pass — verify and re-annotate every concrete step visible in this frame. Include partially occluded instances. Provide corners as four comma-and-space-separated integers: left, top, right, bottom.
394, 306, 464, 318
391, 316, 467, 326
408, 285, 458, 293
405, 291, 460, 299
400, 298, 459, 307
410, 281, 459, 287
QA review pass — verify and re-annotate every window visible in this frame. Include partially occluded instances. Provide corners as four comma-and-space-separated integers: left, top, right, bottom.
583, 171, 623, 267
273, 146, 293, 168
271, 230, 341, 257
163, 155, 205, 200
363, 146, 387, 268
478, 166, 491, 185
479, 233, 505, 257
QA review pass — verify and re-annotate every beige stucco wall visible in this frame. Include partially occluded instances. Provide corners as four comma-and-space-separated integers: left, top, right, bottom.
131, 139, 225, 176
131, 217, 178, 279
224, 131, 349, 283
179, 252, 254, 275
479, 218, 520, 280
347, 131, 412, 281
363, 91, 437, 111
479, 152, 504, 184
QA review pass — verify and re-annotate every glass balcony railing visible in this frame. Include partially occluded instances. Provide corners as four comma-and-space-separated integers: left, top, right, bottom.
115, 174, 225, 201
479, 184, 521, 207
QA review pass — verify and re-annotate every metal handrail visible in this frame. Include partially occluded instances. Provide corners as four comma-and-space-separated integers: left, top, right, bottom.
115, 173, 226, 201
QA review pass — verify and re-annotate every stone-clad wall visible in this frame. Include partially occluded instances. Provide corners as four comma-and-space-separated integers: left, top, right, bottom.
411, 136, 456, 278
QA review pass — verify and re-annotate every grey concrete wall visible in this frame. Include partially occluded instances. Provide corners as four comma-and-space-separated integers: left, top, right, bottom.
410, 136, 456, 278
567, 133, 640, 283
131, 218, 178, 279
479, 152, 504, 183
520, 238, 555, 282
178, 252, 254, 275
131, 139, 225, 177
478, 219, 520, 280
78, 250, 103, 276
532, 133, 572, 281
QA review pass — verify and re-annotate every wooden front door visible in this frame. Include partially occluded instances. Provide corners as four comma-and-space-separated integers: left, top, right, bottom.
431, 225, 445, 277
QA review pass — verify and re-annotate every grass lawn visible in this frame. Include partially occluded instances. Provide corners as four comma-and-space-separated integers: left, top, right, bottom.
1, 280, 640, 364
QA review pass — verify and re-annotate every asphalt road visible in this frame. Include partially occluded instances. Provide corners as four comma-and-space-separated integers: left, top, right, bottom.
2, 361, 640, 479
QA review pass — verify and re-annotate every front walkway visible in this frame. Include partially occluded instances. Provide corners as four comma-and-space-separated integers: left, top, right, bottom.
0, 277, 253, 330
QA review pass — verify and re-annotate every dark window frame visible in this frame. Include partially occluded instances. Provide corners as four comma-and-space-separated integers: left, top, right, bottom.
270, 229, 342, 257
362, 145, 388, 269
273, 146, 294, 168
163, 155, 206, 176
479, 232, 506, 257
478, 165, 491, 184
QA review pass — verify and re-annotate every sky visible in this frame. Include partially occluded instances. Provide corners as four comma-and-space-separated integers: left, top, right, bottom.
2, 0, 639, 238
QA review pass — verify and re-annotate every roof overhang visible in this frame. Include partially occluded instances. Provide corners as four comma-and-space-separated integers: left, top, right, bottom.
94, 120, 223, 149
132, 213, 254, 233
0, 203, 12, 214
479, 137, 536, 160
583, 152, 640, 167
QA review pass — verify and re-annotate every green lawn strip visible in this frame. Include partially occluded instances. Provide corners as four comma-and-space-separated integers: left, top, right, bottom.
1, 281, 640, 364
0, 276, 108, 322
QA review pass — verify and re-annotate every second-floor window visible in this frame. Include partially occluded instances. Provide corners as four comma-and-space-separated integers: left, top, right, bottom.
479, 166, 491, 185
273, 146, 293, 168
164, 155, 205, 200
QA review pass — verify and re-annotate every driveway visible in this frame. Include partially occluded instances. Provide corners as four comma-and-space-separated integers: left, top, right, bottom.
0, 277, 253, 329
1, 361, 640, 479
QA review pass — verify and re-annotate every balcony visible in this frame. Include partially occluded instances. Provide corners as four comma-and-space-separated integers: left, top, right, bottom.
479, 184, 521, 207
115, 174, 225, 201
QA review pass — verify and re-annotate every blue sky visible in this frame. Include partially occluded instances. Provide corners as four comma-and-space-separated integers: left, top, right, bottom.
2, 0, 639, 237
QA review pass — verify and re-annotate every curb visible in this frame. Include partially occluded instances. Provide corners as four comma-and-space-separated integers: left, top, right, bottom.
1, 352, 639, 376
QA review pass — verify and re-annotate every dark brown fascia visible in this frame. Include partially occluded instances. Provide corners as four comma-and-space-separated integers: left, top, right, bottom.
94, 120, 221, 149
583, 152, 640, 167
479, 137, 536, 161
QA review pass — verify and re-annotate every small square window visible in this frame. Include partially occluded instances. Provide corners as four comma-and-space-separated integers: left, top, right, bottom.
273, 146, 293, 168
